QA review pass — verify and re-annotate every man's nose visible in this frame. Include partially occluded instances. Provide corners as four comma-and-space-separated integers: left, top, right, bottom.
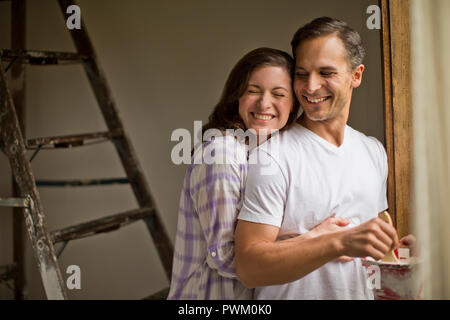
306, 73, 322, 93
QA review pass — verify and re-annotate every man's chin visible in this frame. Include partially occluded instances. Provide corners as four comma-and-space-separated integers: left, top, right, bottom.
303, 111, 329, 122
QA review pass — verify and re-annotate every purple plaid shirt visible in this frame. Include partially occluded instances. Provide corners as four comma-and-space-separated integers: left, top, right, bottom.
168, 136, 253, 299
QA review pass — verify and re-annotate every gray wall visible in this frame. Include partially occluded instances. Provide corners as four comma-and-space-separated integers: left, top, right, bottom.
0, 0, 384, 299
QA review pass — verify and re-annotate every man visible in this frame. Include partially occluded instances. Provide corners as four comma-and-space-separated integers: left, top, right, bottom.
235, 17, 400, 299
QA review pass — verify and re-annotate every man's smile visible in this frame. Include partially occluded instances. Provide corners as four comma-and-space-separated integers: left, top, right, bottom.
303, 95, 331, 104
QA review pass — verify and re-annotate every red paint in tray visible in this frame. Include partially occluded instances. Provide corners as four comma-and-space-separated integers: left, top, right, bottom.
362, 254, 422, 300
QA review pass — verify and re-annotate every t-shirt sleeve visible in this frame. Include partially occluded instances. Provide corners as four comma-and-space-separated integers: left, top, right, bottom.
238, 148, 287, 227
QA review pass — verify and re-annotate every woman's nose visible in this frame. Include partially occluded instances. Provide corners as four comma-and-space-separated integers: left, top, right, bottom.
258, 92, 272, 109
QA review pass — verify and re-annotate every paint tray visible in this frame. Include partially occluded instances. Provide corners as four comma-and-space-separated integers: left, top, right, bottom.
361, 256, 422, 300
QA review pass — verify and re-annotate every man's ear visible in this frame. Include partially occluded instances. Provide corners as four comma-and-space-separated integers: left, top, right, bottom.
351, 64, 365, 88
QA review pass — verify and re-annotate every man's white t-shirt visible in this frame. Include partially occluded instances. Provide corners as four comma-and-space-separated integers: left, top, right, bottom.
238, 123, 388, 300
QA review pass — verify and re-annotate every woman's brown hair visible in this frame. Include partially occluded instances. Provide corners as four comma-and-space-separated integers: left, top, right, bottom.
201, 47, 300, 137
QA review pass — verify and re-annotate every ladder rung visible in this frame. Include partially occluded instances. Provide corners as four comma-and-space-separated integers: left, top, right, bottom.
0, 197, 29, 208
0, 263, 18, 282
36, 178, 129, 187
143, 287, 170, 300
1, 49, 91, 65
26, 129, 123, 149
50, 207, 156, 244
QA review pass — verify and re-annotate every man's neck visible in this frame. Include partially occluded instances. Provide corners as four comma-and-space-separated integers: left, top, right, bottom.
298, 112, 349, 147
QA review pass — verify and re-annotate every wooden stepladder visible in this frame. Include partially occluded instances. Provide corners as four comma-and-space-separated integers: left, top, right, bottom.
0, 0, 173, 299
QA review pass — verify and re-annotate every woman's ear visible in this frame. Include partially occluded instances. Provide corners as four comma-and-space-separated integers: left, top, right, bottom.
351, 64, 365, 88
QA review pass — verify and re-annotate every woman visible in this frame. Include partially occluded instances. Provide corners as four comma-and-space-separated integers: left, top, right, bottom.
167, 47, 300, 299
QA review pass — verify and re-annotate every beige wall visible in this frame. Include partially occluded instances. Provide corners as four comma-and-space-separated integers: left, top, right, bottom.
0, 0, 384, 299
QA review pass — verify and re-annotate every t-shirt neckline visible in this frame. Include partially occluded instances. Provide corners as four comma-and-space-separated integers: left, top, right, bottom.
296, 123, 349, 153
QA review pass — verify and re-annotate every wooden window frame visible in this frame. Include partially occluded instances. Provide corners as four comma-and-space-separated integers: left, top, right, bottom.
380, 0, 412, 238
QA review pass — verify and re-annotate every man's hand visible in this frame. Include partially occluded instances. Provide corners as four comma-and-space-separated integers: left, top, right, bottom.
337, 217, 399, 261
306, 215, 354, 262
306, 215, 350, 239
399, 234, 418, 257
399, 234, 416, 247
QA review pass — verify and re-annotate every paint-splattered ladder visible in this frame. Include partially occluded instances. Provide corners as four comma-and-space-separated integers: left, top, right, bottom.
0, 0, 173, 299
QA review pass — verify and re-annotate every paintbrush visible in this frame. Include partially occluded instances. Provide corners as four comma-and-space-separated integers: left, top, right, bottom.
378, 211, 399, 263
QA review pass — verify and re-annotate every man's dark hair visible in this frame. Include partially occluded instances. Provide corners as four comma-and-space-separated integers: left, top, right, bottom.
290, 16, 366, 70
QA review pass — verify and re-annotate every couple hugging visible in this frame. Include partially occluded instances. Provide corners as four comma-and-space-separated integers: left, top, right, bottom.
168, 16, 413, 300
